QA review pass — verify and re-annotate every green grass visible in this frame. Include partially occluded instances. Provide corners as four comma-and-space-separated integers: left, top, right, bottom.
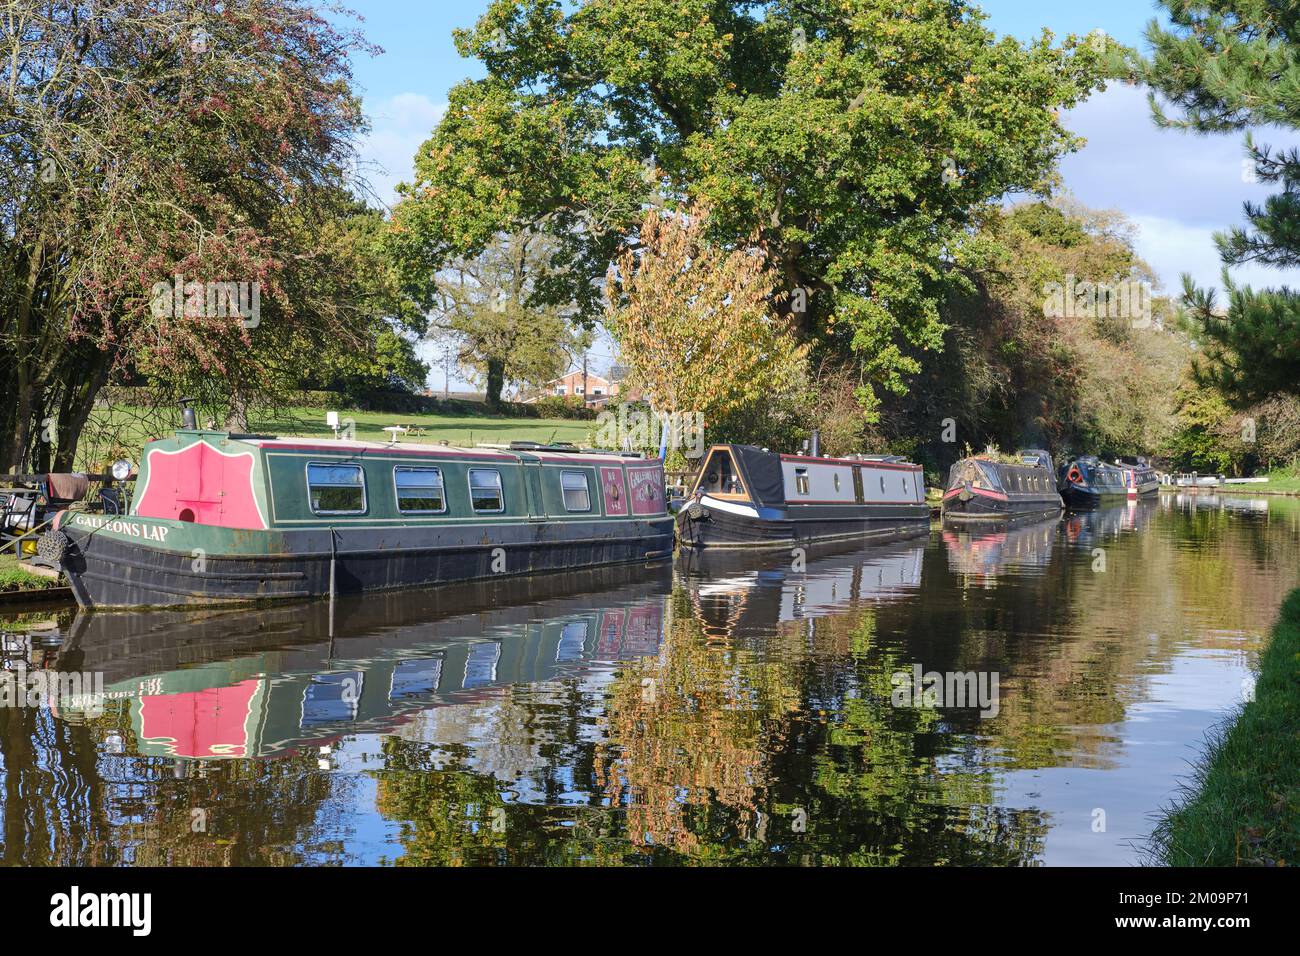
1258, 466, 1300, 494
255, 405, 596, 447
1150, 587, 1300, 866
82, 404, 598, 468
0, 553, 62, 593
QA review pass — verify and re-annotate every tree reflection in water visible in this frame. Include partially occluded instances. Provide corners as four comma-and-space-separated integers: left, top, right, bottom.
0, 498, 1296, 865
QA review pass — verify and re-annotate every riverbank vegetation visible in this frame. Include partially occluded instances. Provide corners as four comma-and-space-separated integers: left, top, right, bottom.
1151, 588, 1300, 866
0, 554, 61, 594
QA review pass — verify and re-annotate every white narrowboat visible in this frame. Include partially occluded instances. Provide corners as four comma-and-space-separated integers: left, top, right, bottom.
676, 443, 930, 549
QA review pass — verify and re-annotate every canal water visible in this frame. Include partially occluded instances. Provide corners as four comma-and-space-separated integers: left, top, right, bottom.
1, 494, 1296, 866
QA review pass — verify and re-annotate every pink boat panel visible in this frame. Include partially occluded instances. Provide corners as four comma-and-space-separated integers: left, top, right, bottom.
134, 441, 267, 529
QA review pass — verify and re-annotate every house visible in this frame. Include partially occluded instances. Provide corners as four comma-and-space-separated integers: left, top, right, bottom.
528, 370, 620, 406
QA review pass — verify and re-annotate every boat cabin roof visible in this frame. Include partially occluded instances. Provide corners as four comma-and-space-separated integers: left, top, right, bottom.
206, 433, 641, 465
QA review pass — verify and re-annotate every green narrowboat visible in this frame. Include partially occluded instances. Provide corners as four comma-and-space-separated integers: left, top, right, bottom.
40, 428, 673, 609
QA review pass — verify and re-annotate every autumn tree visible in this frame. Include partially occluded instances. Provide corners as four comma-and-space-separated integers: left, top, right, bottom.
883, 201, 1190, 469
387, 0, 1116, 419
0, 0, 380, 470
605, 207, 808, 446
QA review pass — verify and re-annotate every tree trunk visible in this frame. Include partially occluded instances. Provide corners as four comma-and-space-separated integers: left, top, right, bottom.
225, 389, 250, 432
485, 357, 505, 411
52, 350, 113, 472
8, 242, 45, 472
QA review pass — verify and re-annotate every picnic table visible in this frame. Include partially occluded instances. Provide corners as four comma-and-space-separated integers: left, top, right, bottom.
382, 423, 427, 442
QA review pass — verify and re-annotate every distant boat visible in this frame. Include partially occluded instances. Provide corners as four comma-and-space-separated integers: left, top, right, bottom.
1114, 456, 1160, 499
40, 427, 674, 609
676, 443, 930, 549
1057, 455, 1128, 508
941, 449, 1063, 522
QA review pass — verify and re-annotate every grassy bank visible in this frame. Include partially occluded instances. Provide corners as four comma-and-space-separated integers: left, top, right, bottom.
81, 404, 597, 469
1151, 587, 1300, 866
254, 405, 595, 447
1259, 466, 1300, 494
0, 554, 62, 593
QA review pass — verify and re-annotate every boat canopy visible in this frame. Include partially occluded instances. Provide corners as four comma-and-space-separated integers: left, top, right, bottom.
698, 445, 788, 508
730, 446, 787, 507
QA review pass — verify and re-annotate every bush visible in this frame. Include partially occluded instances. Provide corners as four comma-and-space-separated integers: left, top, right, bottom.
531, 395, 598, 420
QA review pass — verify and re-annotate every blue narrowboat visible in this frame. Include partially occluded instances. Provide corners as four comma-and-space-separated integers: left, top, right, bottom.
1057, 455, 1155, 508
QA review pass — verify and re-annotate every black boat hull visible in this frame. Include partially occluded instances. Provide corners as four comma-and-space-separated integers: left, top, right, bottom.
56, 517, 675, 609
675, 500, 930, 549
1059, 483, 1129, 508
941, 490, 1062, 522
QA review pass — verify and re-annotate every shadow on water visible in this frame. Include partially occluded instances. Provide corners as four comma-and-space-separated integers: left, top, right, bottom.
0, 494, 1297, 865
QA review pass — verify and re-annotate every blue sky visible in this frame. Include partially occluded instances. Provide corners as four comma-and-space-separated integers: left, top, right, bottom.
339, 1, 1293, 388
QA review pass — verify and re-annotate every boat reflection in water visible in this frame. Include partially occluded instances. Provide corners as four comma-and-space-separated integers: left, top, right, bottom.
1061, 498, 1159, 547
677, 537, 924, 638
1167, 493, 1271, 515
942, 513, 1061, 581
53, 564, 671, 759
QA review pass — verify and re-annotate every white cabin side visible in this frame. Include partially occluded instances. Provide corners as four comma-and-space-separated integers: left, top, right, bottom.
779, 456, 925, 505
781, 459, 856, 502
861, 464, 924, 505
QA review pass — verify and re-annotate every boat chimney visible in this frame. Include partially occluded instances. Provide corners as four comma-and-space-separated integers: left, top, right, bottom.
810, 429, 820, 457
178, 397, 197, 430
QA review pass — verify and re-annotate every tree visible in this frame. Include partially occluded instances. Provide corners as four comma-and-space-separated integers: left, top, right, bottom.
1144, 1, 1300, 404
428, 231, 591, 409
881, 200, 1189, 470
605, 206, 808, 446
388, 0, 1115, 417
0, 1, 377, 470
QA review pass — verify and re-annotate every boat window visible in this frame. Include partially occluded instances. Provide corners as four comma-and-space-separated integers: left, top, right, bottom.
947, 460, 1000, 491
468, 469, 505, 513
880, 475, 886, 494
833, 473, 841, 493
307, 462, 366, 515
394, 466, 445, 514
699, 449, 746, 496
560, 470, 591, 512
795, 468, 810, 495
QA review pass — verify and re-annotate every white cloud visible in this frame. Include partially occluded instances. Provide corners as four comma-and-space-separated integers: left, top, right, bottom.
357, 92, 447, 207
1128, 215, 1288, 298
1056, 83, 1300, 296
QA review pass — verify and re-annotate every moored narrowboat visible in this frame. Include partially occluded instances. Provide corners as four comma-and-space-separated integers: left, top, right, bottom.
39, 427, 674, 609
1057, 455, 1128, 508
675, 443, 930, 549
941, 449, 1063, 522
1117, 457, 1159, 499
